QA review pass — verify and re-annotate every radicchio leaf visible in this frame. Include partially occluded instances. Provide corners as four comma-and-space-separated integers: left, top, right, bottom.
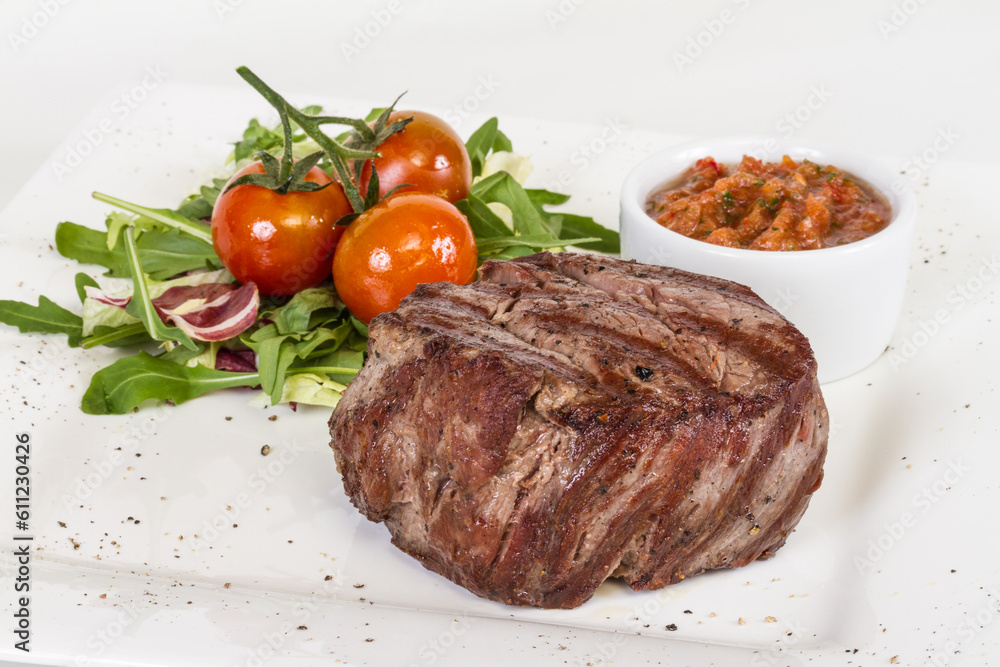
84, 281, 260, 342
215, 348, 257, 373
154, 282, 260, 341
84, 286, 131, 309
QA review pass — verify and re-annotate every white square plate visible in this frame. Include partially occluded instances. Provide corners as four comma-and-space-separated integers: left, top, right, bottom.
1, 83, 997, 666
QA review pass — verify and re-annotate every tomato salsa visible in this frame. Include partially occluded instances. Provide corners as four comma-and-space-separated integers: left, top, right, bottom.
645, 155, 891, 250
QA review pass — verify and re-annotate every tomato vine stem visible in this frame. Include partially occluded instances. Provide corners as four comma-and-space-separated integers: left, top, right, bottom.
236, 66, 382, 213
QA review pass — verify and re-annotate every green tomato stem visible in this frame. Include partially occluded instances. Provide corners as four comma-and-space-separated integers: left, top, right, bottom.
277, 107, 294, 192
235, 66, 378, 213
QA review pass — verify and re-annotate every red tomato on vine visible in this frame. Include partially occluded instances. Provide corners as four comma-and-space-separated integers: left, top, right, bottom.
212, 159, 351, 297
332, 191, 478, 324
358, 110, 472, 204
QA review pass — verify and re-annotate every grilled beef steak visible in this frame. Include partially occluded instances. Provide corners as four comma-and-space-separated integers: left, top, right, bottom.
329, 252, 828, 609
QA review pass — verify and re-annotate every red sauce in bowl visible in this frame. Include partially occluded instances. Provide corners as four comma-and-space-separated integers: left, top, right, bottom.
645, 155, 891, 250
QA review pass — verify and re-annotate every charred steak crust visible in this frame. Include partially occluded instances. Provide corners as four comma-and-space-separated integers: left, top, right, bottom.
329, 252, 828, 609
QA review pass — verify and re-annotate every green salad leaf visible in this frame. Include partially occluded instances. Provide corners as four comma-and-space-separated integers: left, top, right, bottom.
74, 272, 99, 303
456, 171, 600, 260
56, 222, 129, 277
83, 323, 151, 349
0, 296, 84, 347
240, 284, 361, 406
175, 177, 229, 220
545, 211, 621, 254
56, 222, 221, 280
81, 352, 259, 415
454, 121, 618, 260
466, 117, 513, 179
1, 72, 621, 416
247, 373, 347, 409
92, 192, 213, 245
121, 226, 198, 351
231, 104, 324, 164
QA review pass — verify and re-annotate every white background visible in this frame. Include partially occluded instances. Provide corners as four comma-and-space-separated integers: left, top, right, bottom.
1, 1, 999, 666
2, 0, 998, 211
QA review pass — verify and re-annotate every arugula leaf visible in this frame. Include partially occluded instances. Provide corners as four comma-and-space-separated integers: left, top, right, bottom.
305, 347, 365, 384
524, 189, 571, 207
159, 341, 210, 365
121, 227, 198, 351
92, 192, 214, 245
56, 222, 129, 276
521, 188, 622, 251
242, 290, 360, 407
256, 335, 297, 405
547, 212, 621, 254
474, 234, 600, 254
271, 287, 344, 334
472, 172, 547, 236
455, 194, 512, 240
349, 316, 369, 339
81, 351, 258, 415
490, 245, 537, 261
0, 296, 83, 347
492, 129, 512, 153
292, 322, 353, 359
74, 273, 99, 304
245, 322, 354, 406
83, 323, 152, 348
460, 117, 621, 259
466, 117, 499, 179
459, 171, 599, 260
466, 118, 517, 180
56, 223, 220, 280
105, 212, 141, 250
134, 229, 223, 280
232, 106, 325, 164
364, 107, 386, 123
233, 118, 283, 163
176, 177, 228, 220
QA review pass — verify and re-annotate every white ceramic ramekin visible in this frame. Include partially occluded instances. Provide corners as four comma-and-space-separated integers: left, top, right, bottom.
620, 136, 916, 383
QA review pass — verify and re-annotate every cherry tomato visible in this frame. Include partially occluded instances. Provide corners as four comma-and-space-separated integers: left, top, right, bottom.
332, 192, 478, 324
359, 110, 472, 204
211, 161, 352, 296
